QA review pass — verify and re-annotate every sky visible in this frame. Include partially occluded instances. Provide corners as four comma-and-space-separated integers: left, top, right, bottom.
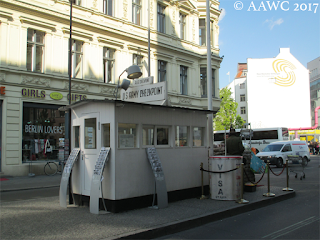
218, 0, 320, 89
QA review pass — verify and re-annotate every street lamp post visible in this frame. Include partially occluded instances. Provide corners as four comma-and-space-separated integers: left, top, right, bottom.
148, 0, 150, 77
65, 0, 73, 204
206, 0, 213, 155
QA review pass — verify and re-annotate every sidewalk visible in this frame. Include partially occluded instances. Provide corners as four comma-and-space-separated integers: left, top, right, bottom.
0, 169, 298, 240
0, 173, 61, 192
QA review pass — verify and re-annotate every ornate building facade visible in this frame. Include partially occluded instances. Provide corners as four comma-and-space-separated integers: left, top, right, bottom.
308, 57, 320, 126
0, 0, 222, 176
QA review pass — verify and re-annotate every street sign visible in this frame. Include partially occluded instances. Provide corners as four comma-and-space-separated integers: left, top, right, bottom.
131, 76, 154, 86
120, 81, 167, 104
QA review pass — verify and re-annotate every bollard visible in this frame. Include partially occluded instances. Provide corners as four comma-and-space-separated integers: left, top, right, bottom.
283, 159, 294, 191
200, 162, 206, 200
237, 163, 249, 204
263, 160, 275, 197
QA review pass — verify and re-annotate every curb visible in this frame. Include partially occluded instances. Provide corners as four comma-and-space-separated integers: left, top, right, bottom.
0, 185, 60, 193
0, 175, 14, 178
114, 191, 296, 239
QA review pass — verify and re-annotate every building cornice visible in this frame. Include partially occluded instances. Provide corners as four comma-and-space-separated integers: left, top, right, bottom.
20, 16, 56, 30
0, 67, 117, 96
176, 57, 194, 65
127, 45, 149, 54
97, 37, 124, 49
62, 27, 93, 40
153, 52, 175, 59
0, 10, 13, 21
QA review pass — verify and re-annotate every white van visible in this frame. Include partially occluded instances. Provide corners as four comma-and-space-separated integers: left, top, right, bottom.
256, 141, 310, 168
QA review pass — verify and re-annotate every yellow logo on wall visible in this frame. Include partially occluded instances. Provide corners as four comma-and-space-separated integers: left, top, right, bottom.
272, 59, 296, 87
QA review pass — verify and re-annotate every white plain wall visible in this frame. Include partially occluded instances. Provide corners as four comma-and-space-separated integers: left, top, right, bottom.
247, 49, 311, 129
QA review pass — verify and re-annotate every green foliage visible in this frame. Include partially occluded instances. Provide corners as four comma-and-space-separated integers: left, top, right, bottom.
213, 88, 245, 131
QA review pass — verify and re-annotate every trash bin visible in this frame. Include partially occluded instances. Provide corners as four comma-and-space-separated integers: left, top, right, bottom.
209, 156, 242, 200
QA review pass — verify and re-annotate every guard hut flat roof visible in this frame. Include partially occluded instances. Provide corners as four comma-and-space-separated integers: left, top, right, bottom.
59, 99, 217, 113
60, 99, 217, 213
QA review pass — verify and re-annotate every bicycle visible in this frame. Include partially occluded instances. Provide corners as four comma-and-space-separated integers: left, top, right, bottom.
44, 161, 63, 176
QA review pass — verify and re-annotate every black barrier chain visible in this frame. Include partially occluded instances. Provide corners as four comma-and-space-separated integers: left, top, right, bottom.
243, 167, 266, 185
269, 164, 286, 176
200, 166, 239, 174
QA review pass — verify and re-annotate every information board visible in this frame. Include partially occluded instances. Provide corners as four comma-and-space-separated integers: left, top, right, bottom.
119, 134, 134, 148
120, 81, 167, 104
59, 148, 80, 208
146, 147, 168, 209
90, 147, 111, 214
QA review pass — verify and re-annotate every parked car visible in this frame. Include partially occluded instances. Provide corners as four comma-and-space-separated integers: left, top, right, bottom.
256, 141, 310, 168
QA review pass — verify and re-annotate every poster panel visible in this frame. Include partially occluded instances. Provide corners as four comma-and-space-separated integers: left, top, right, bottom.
59, 148, 80, 208
90, 147, 111, 214
146, 147, 168, 209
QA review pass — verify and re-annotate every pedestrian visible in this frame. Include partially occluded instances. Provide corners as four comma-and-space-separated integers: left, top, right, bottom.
310, 142, 315, 155
251, 147, 259, 155
226, 127, 245, 157
312, 142, 316, 155
315, 142, 319, 155
308, 141, 312, 153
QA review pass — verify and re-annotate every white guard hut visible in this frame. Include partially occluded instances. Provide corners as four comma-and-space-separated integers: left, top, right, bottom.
61, 99, 215, 213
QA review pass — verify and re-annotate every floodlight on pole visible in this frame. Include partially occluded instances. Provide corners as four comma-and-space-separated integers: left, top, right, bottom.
114, 65, 142, 100
126, 65, 142, 79
206, 0, 213, 157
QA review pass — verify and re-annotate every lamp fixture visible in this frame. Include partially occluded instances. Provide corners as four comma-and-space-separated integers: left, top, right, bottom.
114, 65, 142, 100
126, 65, 143, 79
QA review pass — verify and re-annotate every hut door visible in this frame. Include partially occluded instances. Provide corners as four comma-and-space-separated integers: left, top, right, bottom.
80, 113, 100, 196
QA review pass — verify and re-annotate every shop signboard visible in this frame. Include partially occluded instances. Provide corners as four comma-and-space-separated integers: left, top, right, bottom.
50, 92, 63, 100
146, 147, 168, 209
90, 147, 110, 214
21, 88, 87, 101
289, 129, 320, 135
0, 86, 5, 95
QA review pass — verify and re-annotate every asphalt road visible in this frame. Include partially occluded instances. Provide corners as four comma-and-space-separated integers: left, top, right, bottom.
1, 157, 319, 240
157, 157, 320, 239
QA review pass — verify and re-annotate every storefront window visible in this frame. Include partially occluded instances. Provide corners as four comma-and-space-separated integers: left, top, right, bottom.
175, 126, 188, 147
193, 127, 204, 147
22, 103, 64, 162
85, 118, 96, 149
118, 123, 137, 148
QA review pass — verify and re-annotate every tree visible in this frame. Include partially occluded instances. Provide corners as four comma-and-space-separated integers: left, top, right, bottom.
213, 87, 244, 131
